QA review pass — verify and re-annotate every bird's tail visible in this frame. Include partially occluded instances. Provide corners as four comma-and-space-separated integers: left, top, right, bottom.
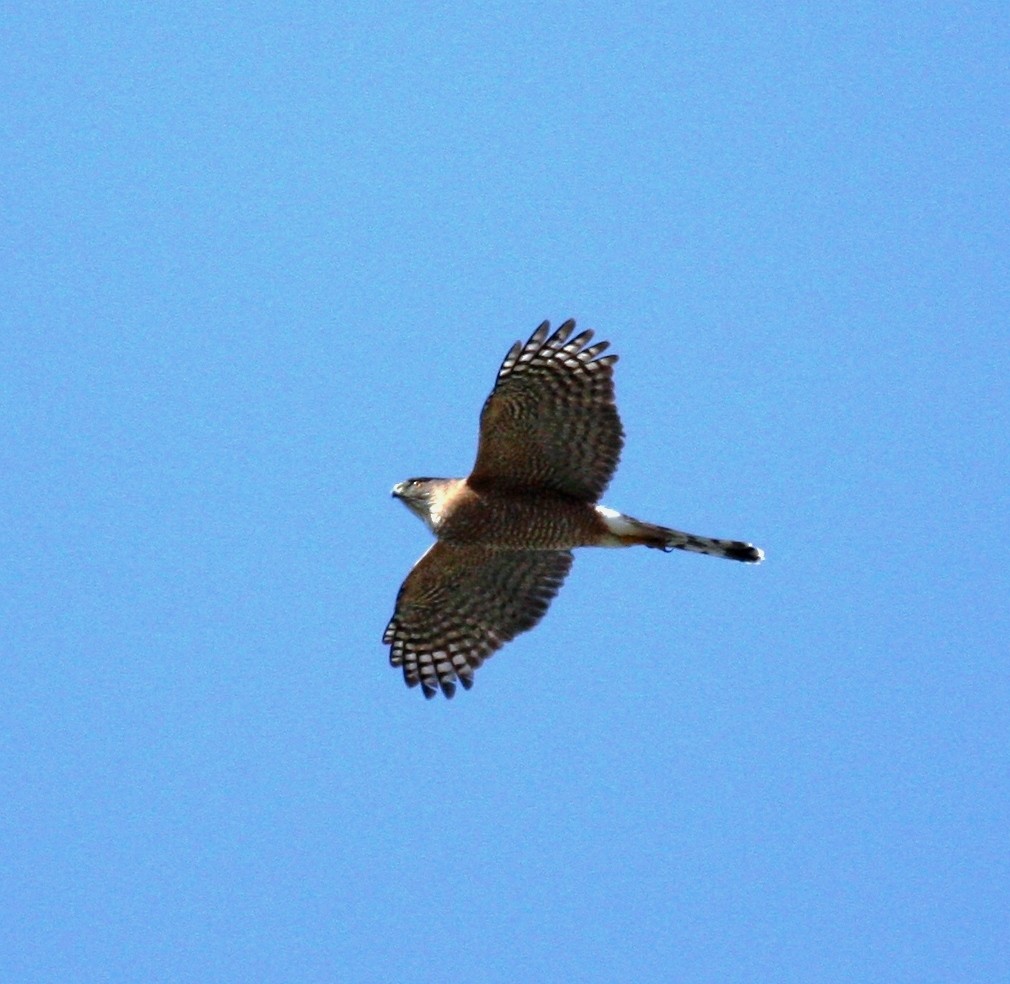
658, 526, 764, 562
595, 506, 764, 563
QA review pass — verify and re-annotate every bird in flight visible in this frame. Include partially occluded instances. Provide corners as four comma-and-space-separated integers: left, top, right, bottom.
385, 319, 763, 699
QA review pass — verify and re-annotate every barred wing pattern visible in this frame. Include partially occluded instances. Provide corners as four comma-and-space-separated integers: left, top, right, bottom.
469, 320, 624, 503
384, 543, 574, 699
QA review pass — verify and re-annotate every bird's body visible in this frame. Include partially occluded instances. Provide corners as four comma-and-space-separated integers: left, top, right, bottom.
385, 320, 763, 699
397, 478, 605, 549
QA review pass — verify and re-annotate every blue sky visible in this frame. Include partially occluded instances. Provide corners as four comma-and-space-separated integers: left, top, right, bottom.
4, 3, 1008, 982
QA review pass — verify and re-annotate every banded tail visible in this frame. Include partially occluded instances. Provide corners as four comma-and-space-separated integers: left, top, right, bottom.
595, 506, 764, 563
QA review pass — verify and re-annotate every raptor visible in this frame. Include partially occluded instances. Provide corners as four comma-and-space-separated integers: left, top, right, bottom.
385, 320, 763, 698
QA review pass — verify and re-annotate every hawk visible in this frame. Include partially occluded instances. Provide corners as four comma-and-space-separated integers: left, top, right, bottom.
385, 319, 763, 699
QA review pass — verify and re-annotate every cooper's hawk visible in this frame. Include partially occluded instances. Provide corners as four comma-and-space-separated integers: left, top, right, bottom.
385, 320, 763, 698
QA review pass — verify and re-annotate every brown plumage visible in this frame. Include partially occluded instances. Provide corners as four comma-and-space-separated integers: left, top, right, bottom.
385, 320, 763, 699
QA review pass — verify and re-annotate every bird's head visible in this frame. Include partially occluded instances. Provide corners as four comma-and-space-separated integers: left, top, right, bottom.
391, 477, 450, 533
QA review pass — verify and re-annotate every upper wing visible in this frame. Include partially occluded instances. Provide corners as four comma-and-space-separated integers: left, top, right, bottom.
468, 320, 624, 502
383, 542, 574, 699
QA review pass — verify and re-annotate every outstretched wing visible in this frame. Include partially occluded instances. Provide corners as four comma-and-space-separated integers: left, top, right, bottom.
468, 320, 624, 503
383, 543, 574, 699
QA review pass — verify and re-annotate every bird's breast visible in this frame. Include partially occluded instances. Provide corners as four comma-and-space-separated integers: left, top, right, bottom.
437, 486, 604, 549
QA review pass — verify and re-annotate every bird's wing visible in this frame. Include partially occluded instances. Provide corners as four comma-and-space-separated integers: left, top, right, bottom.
383, 542, 574, 698
468, 320, 624, 502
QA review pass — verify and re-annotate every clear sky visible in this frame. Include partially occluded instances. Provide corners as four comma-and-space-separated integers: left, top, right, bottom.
4, 4, 1008, 982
